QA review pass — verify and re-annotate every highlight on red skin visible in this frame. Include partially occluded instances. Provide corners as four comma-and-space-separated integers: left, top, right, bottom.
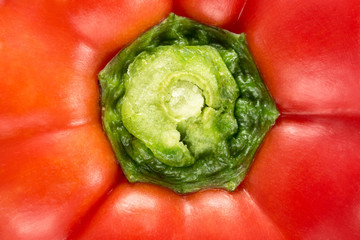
173, 0, 246, 28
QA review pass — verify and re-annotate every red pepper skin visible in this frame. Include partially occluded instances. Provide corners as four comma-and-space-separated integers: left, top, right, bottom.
235, 0, 360, 115
173, 0, 246, 28
0, 124, 119, 240
0, 0, 359, 240
245, 116, 360, 239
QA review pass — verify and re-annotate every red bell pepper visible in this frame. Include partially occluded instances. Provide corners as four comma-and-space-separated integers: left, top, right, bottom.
1, 0, 359, 239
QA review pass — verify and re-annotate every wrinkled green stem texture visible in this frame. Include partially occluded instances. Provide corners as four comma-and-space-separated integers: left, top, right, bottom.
99, 13, 279, 193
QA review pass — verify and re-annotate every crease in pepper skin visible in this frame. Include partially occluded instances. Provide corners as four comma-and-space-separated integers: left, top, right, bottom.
99, 13, 279, 194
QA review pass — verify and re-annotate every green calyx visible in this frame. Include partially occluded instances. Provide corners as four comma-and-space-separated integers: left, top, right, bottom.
122, 45, 238, 168
100, 13, 279, 194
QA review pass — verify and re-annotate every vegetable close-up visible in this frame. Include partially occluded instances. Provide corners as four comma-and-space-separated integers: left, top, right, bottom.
0, 0, 359, 239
